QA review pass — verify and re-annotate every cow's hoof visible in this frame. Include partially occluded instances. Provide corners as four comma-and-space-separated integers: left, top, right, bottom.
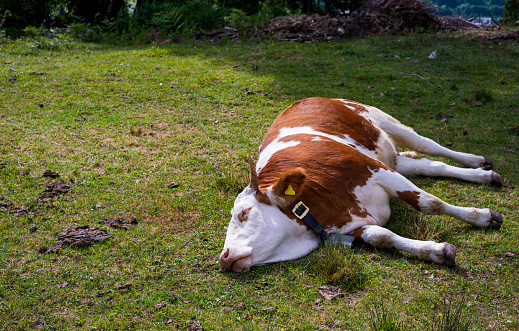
489, 210, 503, 229
481, 157, 494, 170
443, 244, 456, 268
491, 171, 503, 187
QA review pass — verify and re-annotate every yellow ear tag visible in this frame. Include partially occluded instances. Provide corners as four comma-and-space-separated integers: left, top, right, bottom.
285, 185, 296, 196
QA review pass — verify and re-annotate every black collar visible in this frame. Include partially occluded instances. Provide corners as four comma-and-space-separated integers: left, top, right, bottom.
290, 200, 328, 241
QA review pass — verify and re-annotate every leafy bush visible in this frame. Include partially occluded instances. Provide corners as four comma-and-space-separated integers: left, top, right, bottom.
503, 0, 519, 24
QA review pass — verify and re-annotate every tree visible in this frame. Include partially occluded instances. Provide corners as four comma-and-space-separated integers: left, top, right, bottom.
0, 0, 55, 37
503, 0, 519, 23
68, 0, 127, 25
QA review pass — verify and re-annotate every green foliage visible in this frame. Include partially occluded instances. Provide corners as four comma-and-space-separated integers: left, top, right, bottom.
0, 10, 11, 43
0, 0, 52, 38
430, 298, 475, 331
150, 2, 186, 34
503, 0, 519, 24
367, 303, 404, 331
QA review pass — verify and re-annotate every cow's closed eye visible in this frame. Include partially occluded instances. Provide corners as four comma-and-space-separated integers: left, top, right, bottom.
238, 207, 252, 223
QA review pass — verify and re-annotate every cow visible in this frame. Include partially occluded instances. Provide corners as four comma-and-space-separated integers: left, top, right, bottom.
219, 97, 503, 272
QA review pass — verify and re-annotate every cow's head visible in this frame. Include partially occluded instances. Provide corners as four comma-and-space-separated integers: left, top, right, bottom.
219, 157, 319, 272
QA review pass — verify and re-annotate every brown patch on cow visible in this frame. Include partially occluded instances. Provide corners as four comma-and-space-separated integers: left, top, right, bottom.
397, 191, 422, 211
258, 135, 384, 230
372, 231, 395, 249
428, 197, 445, 215
237, 207, 252, 223
349, 227, 366, 241
260, 98, 380, 153
255, 190, 272, 205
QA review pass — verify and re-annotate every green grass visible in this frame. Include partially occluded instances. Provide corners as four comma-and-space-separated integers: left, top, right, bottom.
1, 33, 518, 330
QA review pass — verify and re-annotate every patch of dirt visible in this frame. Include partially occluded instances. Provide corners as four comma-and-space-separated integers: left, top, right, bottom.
38, 225, 112, 253
0, 199, 39, 217
42, 170, 59, 178
37, 181, 72, 204
99, 217, 139, 230
187, 320, 204, 331
318, 285, 343, 300
114, 283, 132, 290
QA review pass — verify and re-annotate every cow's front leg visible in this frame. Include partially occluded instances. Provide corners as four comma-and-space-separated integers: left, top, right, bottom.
350, 225, 457, 267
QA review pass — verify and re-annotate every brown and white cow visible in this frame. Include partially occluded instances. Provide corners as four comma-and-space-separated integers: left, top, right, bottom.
219, 97, 503, 272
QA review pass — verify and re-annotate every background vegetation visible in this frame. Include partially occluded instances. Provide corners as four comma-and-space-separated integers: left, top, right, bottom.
1, 29, 518, 329
1, 0, 518, 41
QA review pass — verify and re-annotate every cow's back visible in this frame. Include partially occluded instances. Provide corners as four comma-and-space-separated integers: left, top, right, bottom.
260, 97, 381, 153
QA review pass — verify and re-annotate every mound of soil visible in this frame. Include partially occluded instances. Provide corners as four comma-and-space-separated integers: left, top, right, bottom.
39, 225, 112, 253
264, 0, 482, 42
1, 200, 38, 217
37, 181, 72, 204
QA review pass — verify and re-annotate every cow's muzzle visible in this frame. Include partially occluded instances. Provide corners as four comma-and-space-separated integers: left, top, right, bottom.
219, 247, 252, 272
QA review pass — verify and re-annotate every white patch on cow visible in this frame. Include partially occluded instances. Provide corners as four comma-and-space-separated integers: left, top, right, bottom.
257, 126, 377, 174
359, 225, 449, 264
257, 139, 300, 173
395, 155, 495, 184
222, 187, 319, 271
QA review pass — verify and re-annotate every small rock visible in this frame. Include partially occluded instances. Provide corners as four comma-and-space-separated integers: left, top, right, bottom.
29, 319, 45, 329
234, 303, 246, 310
318, 285, 343, 300
155, 301, 167, 308
115, 283, 132, 290
167, 182, 180, 188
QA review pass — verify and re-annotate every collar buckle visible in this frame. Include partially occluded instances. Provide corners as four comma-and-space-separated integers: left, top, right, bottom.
292, 201, 310, 219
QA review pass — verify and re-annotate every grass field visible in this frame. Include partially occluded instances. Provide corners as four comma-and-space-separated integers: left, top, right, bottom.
1, 32, 518, 330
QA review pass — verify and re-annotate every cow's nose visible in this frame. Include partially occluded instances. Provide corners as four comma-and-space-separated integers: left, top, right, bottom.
219, 248, 233, 270
219, 247, 252, 272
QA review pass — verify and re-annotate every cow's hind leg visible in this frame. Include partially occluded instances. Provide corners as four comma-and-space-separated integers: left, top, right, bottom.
395, 155, 503, 187
367, 106, 495, 169
350, 225, 457, 266
376, 168, 503, 229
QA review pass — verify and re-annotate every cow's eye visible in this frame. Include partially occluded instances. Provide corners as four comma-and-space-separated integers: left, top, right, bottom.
238, 207, 252, 223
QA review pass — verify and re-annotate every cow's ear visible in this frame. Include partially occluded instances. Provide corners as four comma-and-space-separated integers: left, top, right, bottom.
272, 168, 307, 197
247, 156, 259, 190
